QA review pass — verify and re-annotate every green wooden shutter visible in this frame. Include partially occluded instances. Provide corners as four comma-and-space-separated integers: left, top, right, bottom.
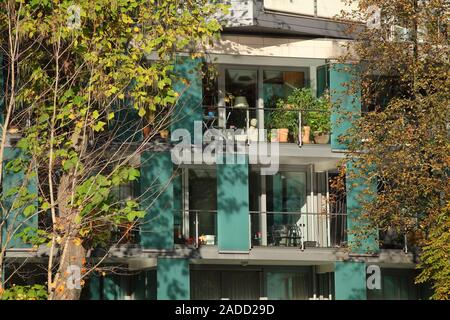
139, 151, 174, 249
171, 56, 203, 142
217, 154, 250, 252
157, 258, 190, 300
330, 63, 361, 151
334, 261, 367, 300
345, 160, 379, 254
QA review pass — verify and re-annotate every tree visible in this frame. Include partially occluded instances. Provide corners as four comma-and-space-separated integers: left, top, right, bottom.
337, 0, 449, 299
0, 0, 226, 300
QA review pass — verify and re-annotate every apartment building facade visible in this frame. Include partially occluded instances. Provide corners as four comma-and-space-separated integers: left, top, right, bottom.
1, 0, 427, 300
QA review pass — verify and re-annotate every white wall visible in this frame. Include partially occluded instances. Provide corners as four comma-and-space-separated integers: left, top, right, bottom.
208, 35, 349, 60
316, 0, 359, 19
264, 0, 315, 16
263, 0, 359, 20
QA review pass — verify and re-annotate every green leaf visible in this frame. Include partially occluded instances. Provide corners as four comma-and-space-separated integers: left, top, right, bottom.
23, 205, 36, 217
41, 202, 51, 211
93, 121, 106, 132
92, 110, 100, 119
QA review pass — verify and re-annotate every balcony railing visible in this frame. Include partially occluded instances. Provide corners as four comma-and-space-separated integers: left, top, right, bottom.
250, 211, 347, 249
174, 210, 218, 248
202, 106, 331, 146
173, 210, 346, 249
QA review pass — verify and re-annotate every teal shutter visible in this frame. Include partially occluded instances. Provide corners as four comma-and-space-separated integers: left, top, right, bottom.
2, 147, 38, 248
157, 258, 190, 300
330, 64, 361, 151
171, 56, 203, 142
139, 151, 174, 249
217, 154, 250, 252
334, 261, 367, 300
346, 160, 379, 254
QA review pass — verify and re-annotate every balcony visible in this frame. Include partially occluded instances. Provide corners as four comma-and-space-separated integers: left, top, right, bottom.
173, 210, 346, 249
202, 105, 331, 146
219, 0, 360, 38
174, 210, 218, 247
250, 211, 347, 249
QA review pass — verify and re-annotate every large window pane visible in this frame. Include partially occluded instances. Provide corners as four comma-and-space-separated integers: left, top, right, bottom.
188, 169, 217, 244
267, 171, 308, 246
264, 70, 306, 143
266, 268, 313, 300
225, 69, 257, 130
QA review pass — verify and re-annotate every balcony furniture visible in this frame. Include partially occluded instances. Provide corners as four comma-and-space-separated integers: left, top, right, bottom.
271, 224, 302, 247
203, 114, 218, 130
303, 241, 318, 248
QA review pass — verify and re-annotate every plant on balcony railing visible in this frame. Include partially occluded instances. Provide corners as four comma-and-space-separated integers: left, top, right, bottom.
276, 88, 331, 144
268, 103, 299, 143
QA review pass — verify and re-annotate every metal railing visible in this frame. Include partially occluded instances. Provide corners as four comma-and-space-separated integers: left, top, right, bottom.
202, 105, 331, 145
173, 210, 346, 249
250, 211, 347, 249
174, 210, 218, 248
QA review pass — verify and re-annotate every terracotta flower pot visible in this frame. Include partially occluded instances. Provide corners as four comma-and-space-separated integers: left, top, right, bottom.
277, 128, 289, 143
302, 126, 311, 144
313, 132, 330, 144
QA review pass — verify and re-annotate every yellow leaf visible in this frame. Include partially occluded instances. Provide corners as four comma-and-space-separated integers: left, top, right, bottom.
73, 237, 82, 246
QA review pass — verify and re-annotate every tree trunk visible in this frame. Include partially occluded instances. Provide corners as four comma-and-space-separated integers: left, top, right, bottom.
49, 174, 86, 300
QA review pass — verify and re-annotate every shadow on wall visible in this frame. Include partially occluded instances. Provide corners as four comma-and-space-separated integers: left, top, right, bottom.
157, 258, 190, 300
139, 151, 174, 249
217, 160, 249, 216
335, 261, 367, 300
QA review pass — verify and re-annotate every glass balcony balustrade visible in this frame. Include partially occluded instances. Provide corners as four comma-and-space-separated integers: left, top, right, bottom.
201, 106, 331, 145
250, 211, 347, 249
172, 210, 346, 249
174, 210, 218, 247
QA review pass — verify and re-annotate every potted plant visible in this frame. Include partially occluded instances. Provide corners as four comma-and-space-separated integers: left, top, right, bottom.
268, 103, 298, 143
280, 88, 331, 144
307, 98, 331, 144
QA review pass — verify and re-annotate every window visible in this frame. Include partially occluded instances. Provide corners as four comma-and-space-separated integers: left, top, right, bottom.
188, 168, 217, 244
202, 66, 309, 141
224, 69, 257, 130
263, 70, 306, 106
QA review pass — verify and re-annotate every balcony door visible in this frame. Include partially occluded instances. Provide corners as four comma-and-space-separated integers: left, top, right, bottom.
178, 167, 217, 246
